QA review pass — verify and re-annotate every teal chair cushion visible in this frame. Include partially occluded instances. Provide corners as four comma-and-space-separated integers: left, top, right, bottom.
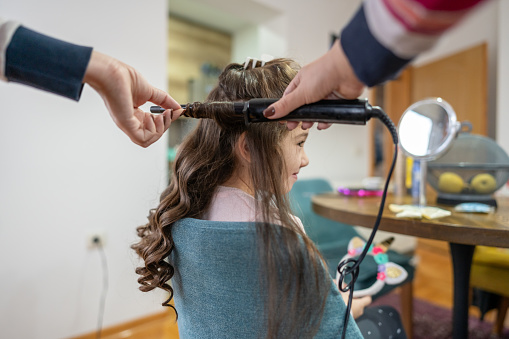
289, 178, 415, 299
170, 218, 363, 339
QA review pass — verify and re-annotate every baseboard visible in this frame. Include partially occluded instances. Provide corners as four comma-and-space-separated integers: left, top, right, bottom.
70, 309, 178, 339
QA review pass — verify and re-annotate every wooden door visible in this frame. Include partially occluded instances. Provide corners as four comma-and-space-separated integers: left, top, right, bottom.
411, 43, 487, 136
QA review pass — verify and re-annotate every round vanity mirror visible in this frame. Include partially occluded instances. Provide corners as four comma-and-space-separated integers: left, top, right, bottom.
398, 98, 461, 160
398, 98, 461, 206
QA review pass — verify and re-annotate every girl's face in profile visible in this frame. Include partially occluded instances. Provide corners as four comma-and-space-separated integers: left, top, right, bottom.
281, 125, 310, 193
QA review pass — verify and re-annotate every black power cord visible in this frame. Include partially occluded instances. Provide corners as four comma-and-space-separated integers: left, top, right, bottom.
337, 107, 398, 339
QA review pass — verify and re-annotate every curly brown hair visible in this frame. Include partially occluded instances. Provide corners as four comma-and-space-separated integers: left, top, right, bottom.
132, 58, 329, 338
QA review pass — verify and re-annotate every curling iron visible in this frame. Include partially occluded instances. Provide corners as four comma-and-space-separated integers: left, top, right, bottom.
150, 98, 390, 127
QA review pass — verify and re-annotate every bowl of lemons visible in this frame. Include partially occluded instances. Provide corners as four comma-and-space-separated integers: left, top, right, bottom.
427, 133, 509, 206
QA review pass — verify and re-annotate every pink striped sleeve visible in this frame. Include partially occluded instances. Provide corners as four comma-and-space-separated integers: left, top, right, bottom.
413, 0, 485, 11
363, 0, 486, 59
382, 0, 484, 35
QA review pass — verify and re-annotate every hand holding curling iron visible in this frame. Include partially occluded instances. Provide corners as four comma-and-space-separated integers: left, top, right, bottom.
84, 51, 184, 147
262, 40, 365, 131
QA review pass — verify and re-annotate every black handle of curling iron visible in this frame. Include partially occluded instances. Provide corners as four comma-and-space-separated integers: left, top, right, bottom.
241, 98, 373, 125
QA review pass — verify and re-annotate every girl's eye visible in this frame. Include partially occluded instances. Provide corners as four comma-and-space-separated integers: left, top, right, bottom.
297, 141, 305, 147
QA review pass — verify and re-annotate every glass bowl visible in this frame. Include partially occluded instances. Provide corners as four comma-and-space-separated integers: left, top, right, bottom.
427, 163, 509, 197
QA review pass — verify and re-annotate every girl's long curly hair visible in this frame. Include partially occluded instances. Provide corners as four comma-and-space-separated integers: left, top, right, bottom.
132, 58, 329, 338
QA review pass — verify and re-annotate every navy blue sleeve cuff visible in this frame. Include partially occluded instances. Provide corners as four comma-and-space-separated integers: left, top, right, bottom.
5, 26, 93, 101
340, 5, 412, 87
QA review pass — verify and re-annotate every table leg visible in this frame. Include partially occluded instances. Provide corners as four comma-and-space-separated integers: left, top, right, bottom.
449, 243, 475, 339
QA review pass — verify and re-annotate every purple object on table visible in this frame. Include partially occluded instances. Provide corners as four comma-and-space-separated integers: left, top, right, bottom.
337, 187, 383, 197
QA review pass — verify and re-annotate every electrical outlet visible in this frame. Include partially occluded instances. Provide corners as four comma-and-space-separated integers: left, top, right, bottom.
87, 231, 106, 249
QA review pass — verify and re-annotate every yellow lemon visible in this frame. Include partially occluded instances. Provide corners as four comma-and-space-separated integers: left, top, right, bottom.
471, 173, 497, 194
438, 172, 465, 194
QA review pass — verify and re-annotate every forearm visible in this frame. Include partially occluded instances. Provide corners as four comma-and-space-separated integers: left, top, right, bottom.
340, 0, 486, 87
4, 24, 92, 100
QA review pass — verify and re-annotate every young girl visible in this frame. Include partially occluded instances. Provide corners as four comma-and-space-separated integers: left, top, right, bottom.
132, 59, 403, 338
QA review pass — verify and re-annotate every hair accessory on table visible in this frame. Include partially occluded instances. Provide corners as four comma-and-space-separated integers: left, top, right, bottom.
337, 236, 408, 297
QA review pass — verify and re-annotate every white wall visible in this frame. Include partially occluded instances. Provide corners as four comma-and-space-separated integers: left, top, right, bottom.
496, 0, 509, 153
0, 1, 169, 338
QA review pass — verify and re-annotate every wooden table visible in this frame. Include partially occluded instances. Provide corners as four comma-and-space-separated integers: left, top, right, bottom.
312, 193, 509, 339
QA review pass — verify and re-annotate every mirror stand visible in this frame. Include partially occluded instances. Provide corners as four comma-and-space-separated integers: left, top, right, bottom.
411, 159, 427, 206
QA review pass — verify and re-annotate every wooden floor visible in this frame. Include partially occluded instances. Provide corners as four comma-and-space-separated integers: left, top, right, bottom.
72, 239, 508, 339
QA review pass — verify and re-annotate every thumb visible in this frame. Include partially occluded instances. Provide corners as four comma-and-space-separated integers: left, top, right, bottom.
171, 108, 185, 120
150, 87, 181, 110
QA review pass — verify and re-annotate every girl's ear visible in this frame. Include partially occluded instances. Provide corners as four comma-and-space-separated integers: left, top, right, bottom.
236, 132, 251, 164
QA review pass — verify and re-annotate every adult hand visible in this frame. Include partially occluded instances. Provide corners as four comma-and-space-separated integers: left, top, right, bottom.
84, 51, 183, 147
265, 40, 365, 131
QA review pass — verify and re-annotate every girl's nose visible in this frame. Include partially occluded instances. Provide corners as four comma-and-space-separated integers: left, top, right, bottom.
301, 151, 309, 168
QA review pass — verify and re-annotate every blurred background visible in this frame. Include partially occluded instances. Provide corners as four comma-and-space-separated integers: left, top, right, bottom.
0, 0, 508, 338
